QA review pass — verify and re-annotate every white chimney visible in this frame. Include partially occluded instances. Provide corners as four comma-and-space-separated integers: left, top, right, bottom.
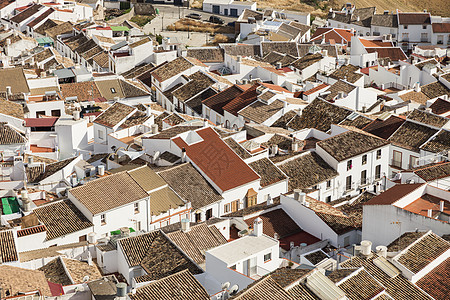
89, 115, 95, 123
151, 124, 158, 134
360, 240, 372, 256
291, 141, 299, 152
414, 82, 421, 93
27, 155, 33, 165
270, 144, 278, 156
294, 190, 306, 203
73, 110, 80, 120
376, 245, 387, 258
6, 86, 11, 96
98, 165, 105, 176
440, 201, 445, 212
266, 195, 273, 205
71, 174, 77, 186
21, 190, 31, 212
181, 148, 186, 163
237, 55, 242, 62
181, 218, 190, 232
276, 62, 282, 69
88, 232, 97, 244
427, 208, 433, 217
203, 118, 209, 127
146, 105, 152, 116
253, 217, 263, 237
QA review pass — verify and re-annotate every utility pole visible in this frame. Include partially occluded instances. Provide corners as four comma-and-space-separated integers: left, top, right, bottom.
161, 14, 164, 32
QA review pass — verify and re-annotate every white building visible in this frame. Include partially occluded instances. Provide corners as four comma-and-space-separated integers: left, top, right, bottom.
202, 0, 256, 17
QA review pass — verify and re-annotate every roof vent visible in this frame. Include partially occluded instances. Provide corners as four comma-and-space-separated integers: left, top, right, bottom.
360, 240, 372, 256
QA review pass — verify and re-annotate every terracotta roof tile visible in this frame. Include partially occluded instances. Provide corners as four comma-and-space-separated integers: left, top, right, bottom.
158, 163, 223, 210
151, 57, 195, 82
0, 265, 52, 297
364, 183, 424, 205
70, 171, 148, 215
94, 102, 135, 127
317, 129, 389, 161
416, 257, 450, 299
398, 13, 431, 25
172, 71, 215, 102
0, 230, 18, 263
34, 199, 93, 240
186, 47, 224, 63
429, 98, 450, 115
172, 127, 260, 191
388, 121, 438, 151
420, 130, 450, 153
277, 152, 338, 191
223, 84, 259, 116
231, 276, 295, 300
421, 81, 450, 100
245, 208, 301, 239
387, 231, 426, 252
249, 158, 287, 187
239, 99, 284, 124
130, 270, 209, 300
60, 81, 102, 101
0, 122, 26, 144
10, 4, 42, 24
261, 41, 299, 57
119, 231, 202, 281
203, 85, 244, 115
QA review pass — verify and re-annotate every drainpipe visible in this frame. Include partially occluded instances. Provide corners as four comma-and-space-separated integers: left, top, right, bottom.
146, 195, 150, 232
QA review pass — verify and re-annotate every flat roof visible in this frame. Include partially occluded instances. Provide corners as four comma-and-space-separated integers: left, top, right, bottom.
207, 234, 278, 265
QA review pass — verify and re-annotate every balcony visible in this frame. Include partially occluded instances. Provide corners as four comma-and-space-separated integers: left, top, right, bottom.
391, 159, 402, 169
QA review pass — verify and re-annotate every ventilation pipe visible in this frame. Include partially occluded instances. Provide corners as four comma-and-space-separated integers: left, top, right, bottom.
6, 86, 11, 96
151, 124, 158, 134
181, 148, 186, 163
97, 165, 105, 176
266, 195, 273, 205
427, 209, 433, 217
21, 190, 31, 212
376, 245, 387, 258
73, 110, 80, 120
440, 201, 445, 212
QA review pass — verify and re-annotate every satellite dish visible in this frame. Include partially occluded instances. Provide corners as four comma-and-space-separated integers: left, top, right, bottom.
82, 275, 90, 282
221, 282, 230, 290
229, 285, 239, 296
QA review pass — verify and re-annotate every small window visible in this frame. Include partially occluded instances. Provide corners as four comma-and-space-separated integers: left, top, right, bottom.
422, 25, 427, 30
111, 88, 116, 93
326, 180, 331, 189
361, 170, 367, 185
362, 155, 367, 165
346, 176, 352, 191
409, 156, 419, 169
403, 25, 408, 29
134, 202, 139, 214
98, 130, 104, 140
264, 252, 272, 262
347, 160, 352, 171
326, 195, 331, 203
101, 214, 106, 225
375, 165, 381, 179
206, 208, 213, 220
376, 149, 382, 159
344, 236, 350, 247
224, 203, 231, 213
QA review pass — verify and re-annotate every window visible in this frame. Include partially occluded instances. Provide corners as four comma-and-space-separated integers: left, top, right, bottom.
111, 88, 116, 93
347, 160, 352, 171
403, 25, 408, 29
195, 212, 201, 222
346, 176, 352, 191
264, 252, 272, 262
326, 195, 331, 203
206, 208, 213, 220
361, 170, 367, 185
422, 25, 427, 30
36, 110, 46, 117
376, 149, 382, 159
216, 115, 222, 125
402, 33, 409, 42
362, 155, 367, 165
204, 107, 210, 119
136, 221, 141, 231
98, 130, 104, 140
101, 214, 106, 225
134, 202, 139, 214
421, 33, 428, 42
409, 156, 419, 169
231, 200, 239, 212
375, 165, 381, 179
224, 203, 231, 213
437, 35, 444, 44
51, 109, 61, 117
326, 180, 331, 189
392, 150, 402, 168
79, 235, 87, 242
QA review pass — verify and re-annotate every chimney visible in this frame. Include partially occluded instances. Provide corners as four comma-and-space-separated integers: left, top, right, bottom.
270, 144, 278, 156
21, 190, 31, 212
440, 201, 445, 212
181, 147, 186, 163
27, 155, 33, 165
6, 86, 11, 96
266, 195, 273, 205
181, 218, 190, 232
427, 209, 433, 217
97, 165, 105, 176
360, 240, 372, 256
146, 105, 152, 116
414, 82, 421, 93
276, 62, 282, 69
384, 10, 389, 15
236, 55, 242, 62
294, 190, 306, 203
73, 110, 80, 120
356, 16, 360, 22
203, 118, 208, 127
151, 124, 158, 134
253, 217, 263, 237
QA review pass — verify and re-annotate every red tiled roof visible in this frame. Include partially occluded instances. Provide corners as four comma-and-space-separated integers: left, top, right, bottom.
432, 23, 450, 33
27, 8, 54, 28
416, 258, 450, 300
172, 127, 260, 191
202, 85, 244, 115
25, 117, 58, 127
47, 281, 64, 296
364, 183, 424, 205
279, 231, 320, 251
311, 28, 353, 44
359, 39, 393, 48
429, 98, 450, 115
304, 83, 328, 96
17, 225, 46, 237
223, 84, 258, 116
363, 115, 405, 140
260, 82, 291, 93
366, 47, 407, 61
403, 194, 450, 217
398, 13, 431, 25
